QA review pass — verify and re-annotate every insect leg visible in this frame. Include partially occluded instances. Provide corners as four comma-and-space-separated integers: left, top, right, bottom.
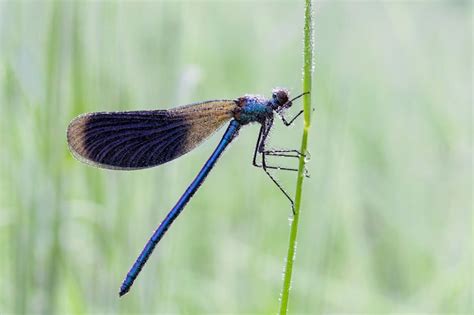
257, 119, 296, 214
279, 110, 304, 126
252, 124, 300, 173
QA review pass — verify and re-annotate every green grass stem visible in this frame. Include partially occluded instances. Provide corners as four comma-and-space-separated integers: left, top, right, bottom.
278, 0, 313, 314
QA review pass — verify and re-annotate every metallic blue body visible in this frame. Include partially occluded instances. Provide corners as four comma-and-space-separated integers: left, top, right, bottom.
237, 96, 273, 125
116, 90, 298, 296
119, 120, 241, 296
65, 88, 300, 296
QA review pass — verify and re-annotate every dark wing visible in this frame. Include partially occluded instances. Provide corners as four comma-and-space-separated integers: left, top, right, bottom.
67, 100, 237, 170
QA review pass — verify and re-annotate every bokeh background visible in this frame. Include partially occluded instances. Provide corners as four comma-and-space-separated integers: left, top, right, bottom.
0, 1, 472, 314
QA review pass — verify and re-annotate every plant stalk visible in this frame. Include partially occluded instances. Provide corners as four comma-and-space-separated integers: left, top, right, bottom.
278, 0, 313, 313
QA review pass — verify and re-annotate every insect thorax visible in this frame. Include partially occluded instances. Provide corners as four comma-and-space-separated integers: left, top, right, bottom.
234, 95, 273, 125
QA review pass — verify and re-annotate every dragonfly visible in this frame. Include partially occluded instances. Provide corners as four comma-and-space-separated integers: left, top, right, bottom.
66, 88, 309, 296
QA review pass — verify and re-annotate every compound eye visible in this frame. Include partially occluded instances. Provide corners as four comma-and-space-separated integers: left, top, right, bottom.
272, 88, 289, 107
278, 93, 289, 105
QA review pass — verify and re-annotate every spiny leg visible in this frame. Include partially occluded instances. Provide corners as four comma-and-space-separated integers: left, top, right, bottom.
252, 124, 310, 177
253, 120, 296, 214
279, 110, 303, 126
261, 148, 296, 215
254, 160, 310, 178
259, 148, 310, 177
263, 149, 305, 158
272, 110, 312, 174
274, 108, 306, 157
263, 91, 311, 174
263, 149, 311, 177
252, 124, 299, 173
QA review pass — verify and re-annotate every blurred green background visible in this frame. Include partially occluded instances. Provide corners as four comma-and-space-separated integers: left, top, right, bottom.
0, 1, 472, 314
